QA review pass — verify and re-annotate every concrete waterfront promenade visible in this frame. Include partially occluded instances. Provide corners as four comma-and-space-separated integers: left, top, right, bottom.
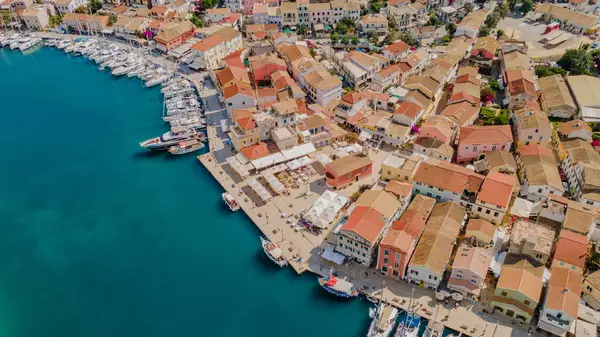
197, 150, 534, 337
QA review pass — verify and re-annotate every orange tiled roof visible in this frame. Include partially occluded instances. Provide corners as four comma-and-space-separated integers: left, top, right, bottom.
342, 206, 385, 244
553, 229, 588, 269
459, 125, 513, 145
476, 171, 516, 208
240, 142, 269, 160
394, 101, 422, 119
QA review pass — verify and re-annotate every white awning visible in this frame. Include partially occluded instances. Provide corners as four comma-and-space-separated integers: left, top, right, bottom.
251, 152, 286, 170
317, 153, 332, 166
247, 177, 272, 202
226, 156, 249, 177
321, 243, 345, 265
302, 190, 348, 229
281, 143, 316, 160
262, 172, 285, 195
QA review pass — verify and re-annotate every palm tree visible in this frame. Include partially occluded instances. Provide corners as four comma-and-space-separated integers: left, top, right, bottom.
297, 24, 308, 36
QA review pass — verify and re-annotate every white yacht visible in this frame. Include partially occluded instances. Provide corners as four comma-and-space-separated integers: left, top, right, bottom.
145, 75, 169, 87
19, 37, 42, 52
139, 127, 197, 151
2, 33, 20, 47
57, 39, 71, 50
10, 35, 31, 50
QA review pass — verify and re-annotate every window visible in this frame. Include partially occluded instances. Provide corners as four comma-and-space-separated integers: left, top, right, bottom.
557, 313, 563, 319
392, 270, 399, 277
494, 212, 499, 217
477, 207, 482, 212
384, 249, 389, 256
536, 254, 542, 259
528, 136, 532, 140
382, 266, 388, 273
486, 209, 491, 214
524, 300, 530, 305
456, 274, 462, 278
227, 102, 232, 106
383, 257, 389, 264
470, 279, 477, 284
501, 291, 508, 296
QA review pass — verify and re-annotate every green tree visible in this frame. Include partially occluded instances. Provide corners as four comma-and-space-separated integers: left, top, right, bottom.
497, 2, 510, 17
341, 36, 350, 45
485, 12, 500, 28
558, 48, 594, 75
428, 14, 442, 27
534, 65, 567, 78
190, 12, 205, 28
520, 0, 533, 14
478, 26, 491, 37
75, 5, 88, 13
351, 37, 360, 45
398, 32, 419, 47
489, 79, 500, 92
367, 30, 378, 42
508, 0, 518, 11
296, 24, 308, 36
496, 29, 504, 39
464, 2, 473, 13
108, 13, 118, 25
445, 22, 456, 35
330, 32, 339, 44
48, 13, 63, 27
89, 0, 102, 13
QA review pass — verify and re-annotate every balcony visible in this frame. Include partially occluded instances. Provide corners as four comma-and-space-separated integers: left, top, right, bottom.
545, 313, 570, 326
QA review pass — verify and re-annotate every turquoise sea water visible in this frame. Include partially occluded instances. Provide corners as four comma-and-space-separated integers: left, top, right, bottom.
0, 48, 370, 337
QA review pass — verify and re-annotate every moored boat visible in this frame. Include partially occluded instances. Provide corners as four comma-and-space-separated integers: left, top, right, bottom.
222, 192, 240, 212
318, 273, 358, 298
139, 127, 197, 151
394, 312, 421, 337
368, 304, 399, 337
260, 236, 287, 267
167, 139, 204, 155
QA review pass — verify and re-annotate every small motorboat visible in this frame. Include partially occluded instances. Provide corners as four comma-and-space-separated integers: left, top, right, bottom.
260, 236, 287, 267
222, 192, 240, 212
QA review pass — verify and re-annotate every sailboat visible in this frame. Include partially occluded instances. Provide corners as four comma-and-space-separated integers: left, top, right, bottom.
394, 289, 422, 337
367, 286, 398, 337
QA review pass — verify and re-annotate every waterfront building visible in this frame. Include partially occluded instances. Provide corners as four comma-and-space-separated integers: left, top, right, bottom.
154, 20, 194, 51
21, 5, 50, 30
490, 254, 544, 323
566, 75, 600, 122
191, 26, 243, 70
376, 209, 428, 281
557, 120, 592, 141
223, 83, 256, 115
63, 13, 109, 33
447, 244, 492, 300
336, 190, 401, 265
411, 159, 484, 208
504, 69, 537, 109
538, 75, 578, 119
113, 17, 152, 40
464, 218, 496, 245
325, 155, 372, 189
229, 109, 261, 151
512, 100, 552, 147
358, 14, 388, 35
509, 220, 555, 265
405, 202, 465, 290
471, 171, 516, 225
381, 154, 421, 183
515, 143, 564, 202
583, 270, 600, 310
560, 138, 600, 207
538, 266, 582, 336
456, 125, 513, 163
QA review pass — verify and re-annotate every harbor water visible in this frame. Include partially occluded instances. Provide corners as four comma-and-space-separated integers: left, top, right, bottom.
0, 47, 370, 337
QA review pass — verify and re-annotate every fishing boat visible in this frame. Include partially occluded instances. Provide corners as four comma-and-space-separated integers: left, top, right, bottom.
167, 139, 204, 155
367, 304, 399, 337
222, 192, 240, 212
139, 127, 197, 151
318, 273, 359, 298
260, 236, 287, 267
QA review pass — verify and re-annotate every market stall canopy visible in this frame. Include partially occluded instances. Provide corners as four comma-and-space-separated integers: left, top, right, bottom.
226, 156, 249, 178
262, 172, 285, 195
247, 177, 272, 202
